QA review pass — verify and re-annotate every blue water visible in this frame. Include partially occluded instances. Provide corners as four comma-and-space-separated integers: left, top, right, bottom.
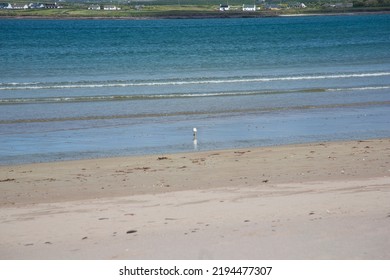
1, 15, 390, 164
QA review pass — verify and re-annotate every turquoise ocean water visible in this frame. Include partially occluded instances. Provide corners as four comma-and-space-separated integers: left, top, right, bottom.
1, 15, 390, 164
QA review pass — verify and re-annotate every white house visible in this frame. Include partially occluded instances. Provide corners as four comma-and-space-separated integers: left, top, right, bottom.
28, 3, 45, 9
219, 4, 229, 11
11, 3, 29, 9
0, 3, 12, 9
43, 3, 57, 8
291, 2, 307, 8
242, 4, 256, 11
88, 4, 101, 10
103, 5, 120, 11
28, 3, 60, 9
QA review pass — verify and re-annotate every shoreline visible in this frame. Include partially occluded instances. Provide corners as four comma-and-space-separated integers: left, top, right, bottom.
0, 138, 389, 259
1, 138, 389, 206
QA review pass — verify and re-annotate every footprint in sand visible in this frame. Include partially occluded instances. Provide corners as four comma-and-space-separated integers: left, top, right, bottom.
0, 178, 15, 182
157, 157, 169, 160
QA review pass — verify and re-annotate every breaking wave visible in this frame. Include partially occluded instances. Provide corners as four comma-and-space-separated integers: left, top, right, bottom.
1, 85, 389, 105
1, 72, 390, 91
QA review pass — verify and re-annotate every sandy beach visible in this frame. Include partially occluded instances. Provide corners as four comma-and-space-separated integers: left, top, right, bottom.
0, 138, 389, 259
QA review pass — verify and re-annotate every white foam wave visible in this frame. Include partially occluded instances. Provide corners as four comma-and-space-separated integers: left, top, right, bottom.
1, 72, 389, 91
327, 86, 390, 91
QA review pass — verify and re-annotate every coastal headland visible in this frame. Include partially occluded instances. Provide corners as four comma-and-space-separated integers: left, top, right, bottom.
1, 139, 389, 259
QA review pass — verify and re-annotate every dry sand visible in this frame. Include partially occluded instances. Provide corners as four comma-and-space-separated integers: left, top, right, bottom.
0, 139, 389, 259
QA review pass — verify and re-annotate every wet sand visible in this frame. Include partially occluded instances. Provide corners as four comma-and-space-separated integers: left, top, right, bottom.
0, 139, 389, 259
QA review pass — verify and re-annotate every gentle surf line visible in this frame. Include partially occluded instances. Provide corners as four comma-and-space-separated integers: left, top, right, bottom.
0, 88, 318, 104
1, 72, 389, 91
1, 100, 389, 125
1, 85, 389, 105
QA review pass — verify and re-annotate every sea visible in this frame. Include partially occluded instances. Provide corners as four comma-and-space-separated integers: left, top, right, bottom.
1, 14, 390, 165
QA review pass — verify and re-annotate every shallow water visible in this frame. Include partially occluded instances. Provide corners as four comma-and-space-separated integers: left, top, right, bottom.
1, 15, 390, 164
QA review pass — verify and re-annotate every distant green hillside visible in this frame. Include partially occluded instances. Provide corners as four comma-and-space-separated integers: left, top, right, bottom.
1, 0, 389, 19
2, 0, 390, 5
62, 0, 389, 5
